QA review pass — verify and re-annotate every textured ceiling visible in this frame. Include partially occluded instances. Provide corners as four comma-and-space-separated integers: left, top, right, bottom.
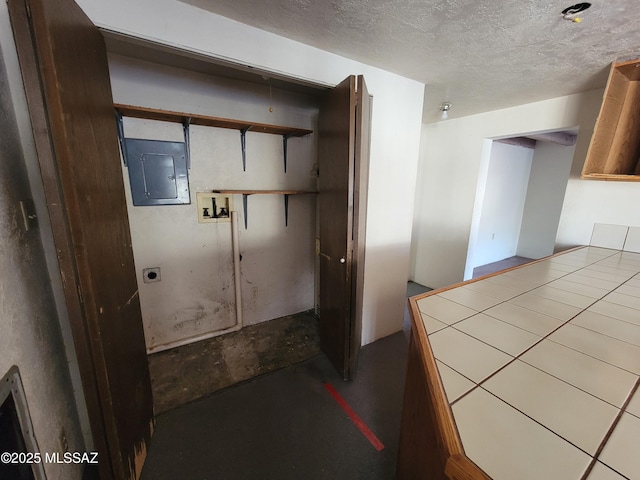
179, 0, 640, 122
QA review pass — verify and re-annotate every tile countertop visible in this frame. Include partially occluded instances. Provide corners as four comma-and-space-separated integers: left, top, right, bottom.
415, 246, 640, 480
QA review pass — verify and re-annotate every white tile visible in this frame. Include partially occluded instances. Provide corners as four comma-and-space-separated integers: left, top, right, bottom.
464, 279, 525, 300
589, 301, 640, 327
505, 265, 566, 283
549, 324, 640, 374
587, 262, 637, 277
521, 339, 637, 407
439, 286, 502, 311
583, 246, 621, 259
626, 388, 640, 419
590, 223, 628, 250
454, 313, 540, 356
595, 256, 640, 273
562, 272, 622, 291
623, 226, 640, 253
420, 312, 448, 334
586, 461, 628, 480
530, 285, 596, 309
603, 291, 640, 311
485, 273, 540, 292
599, 413, 640, 479
548, 255, 593, 268
452, 387, 591, 480
416, 295, 476, 325
537, 259, 581, 272
627, 276, 640, 288
428, 327, 512, 383
484, 302, 564, 337
614, 283, 640, 298
435, 360, 475, 403
509, 292, 582, 321
620, 251, 640, 265
572, 310, 640, 347
580, 267, 633, 284
548, 278, 609, 299
482, 360, 619, 454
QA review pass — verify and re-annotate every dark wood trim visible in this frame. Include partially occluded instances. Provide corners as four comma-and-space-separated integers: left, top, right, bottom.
115, 103, 313, 137
212, 189, 317, 195
9, 1, 155, 478
7, 1, 113, 477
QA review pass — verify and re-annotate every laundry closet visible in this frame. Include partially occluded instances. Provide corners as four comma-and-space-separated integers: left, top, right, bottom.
105, 35, 322, 356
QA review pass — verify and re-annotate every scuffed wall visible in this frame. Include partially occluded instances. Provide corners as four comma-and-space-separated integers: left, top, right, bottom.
0, 39, 84, 480
110, 55, 318, 351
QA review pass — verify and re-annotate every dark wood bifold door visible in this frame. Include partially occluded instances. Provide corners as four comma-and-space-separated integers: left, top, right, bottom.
318, 75, 371, 380
8, 0, 154, 478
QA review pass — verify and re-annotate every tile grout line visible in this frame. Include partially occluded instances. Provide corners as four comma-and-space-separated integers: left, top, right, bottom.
422, 248, 640, 477
579, 376, 640, 480
441, 248, 636, 407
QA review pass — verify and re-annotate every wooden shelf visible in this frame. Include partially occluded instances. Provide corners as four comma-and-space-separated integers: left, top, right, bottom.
210, 190, 317, 229
212, 189, 317, 195
582, 58, 640, 180
114, 104, 313, 137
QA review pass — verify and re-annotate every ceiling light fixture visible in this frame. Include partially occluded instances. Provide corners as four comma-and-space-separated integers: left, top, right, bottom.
439, 102, 452, 120
561, 2, 591, 23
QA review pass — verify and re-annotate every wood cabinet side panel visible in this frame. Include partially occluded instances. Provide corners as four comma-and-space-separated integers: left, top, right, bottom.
605, 80, 640, 174
583, 68, 627, 175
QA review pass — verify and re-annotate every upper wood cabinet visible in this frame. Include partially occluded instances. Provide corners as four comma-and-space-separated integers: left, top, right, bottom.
582, 58, 640, 181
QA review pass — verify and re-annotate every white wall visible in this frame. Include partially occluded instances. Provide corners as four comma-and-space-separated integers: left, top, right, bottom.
469, 141, 533, 270
517, 141, 575, 258
0, 4, 86, 477
77, 0, 425, 345
110, 55, 317, 351
412, 88, 609, 289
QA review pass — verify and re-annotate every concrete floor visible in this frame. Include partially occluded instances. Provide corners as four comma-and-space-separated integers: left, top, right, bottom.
148, 310, 320, 413
140, 332, 409, 479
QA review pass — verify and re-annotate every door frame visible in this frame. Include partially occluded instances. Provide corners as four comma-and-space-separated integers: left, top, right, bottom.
8, 1, 154, 478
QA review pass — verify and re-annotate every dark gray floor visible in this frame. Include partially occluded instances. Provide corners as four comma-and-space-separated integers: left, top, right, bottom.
472, 255, 533, 278
148, 311, 320, 413
403, 281, 432, 338
141, 332, 409, 480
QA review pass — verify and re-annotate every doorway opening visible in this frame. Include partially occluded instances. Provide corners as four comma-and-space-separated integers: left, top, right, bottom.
0, 367, 45, 480
465, 129, 577, 280
103, 33, 369, 407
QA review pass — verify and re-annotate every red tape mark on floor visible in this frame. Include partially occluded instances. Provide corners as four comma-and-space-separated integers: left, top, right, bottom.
323, 382, 385, 451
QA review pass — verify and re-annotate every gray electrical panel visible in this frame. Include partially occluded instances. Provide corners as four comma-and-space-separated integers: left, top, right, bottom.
124, 138, 190, 206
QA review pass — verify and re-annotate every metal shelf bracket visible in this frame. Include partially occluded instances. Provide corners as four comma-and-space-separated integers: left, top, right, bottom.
240, 127, 250, 171
283, 133, 294, 173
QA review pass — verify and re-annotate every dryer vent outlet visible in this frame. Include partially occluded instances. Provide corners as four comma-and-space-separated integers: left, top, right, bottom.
143, 267, 161, 283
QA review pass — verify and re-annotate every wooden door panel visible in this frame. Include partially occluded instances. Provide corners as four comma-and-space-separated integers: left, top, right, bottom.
8, 0, 153, 478
349, 76, 371, 375
318, 75, 370, 380
319, 76, 355, 379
